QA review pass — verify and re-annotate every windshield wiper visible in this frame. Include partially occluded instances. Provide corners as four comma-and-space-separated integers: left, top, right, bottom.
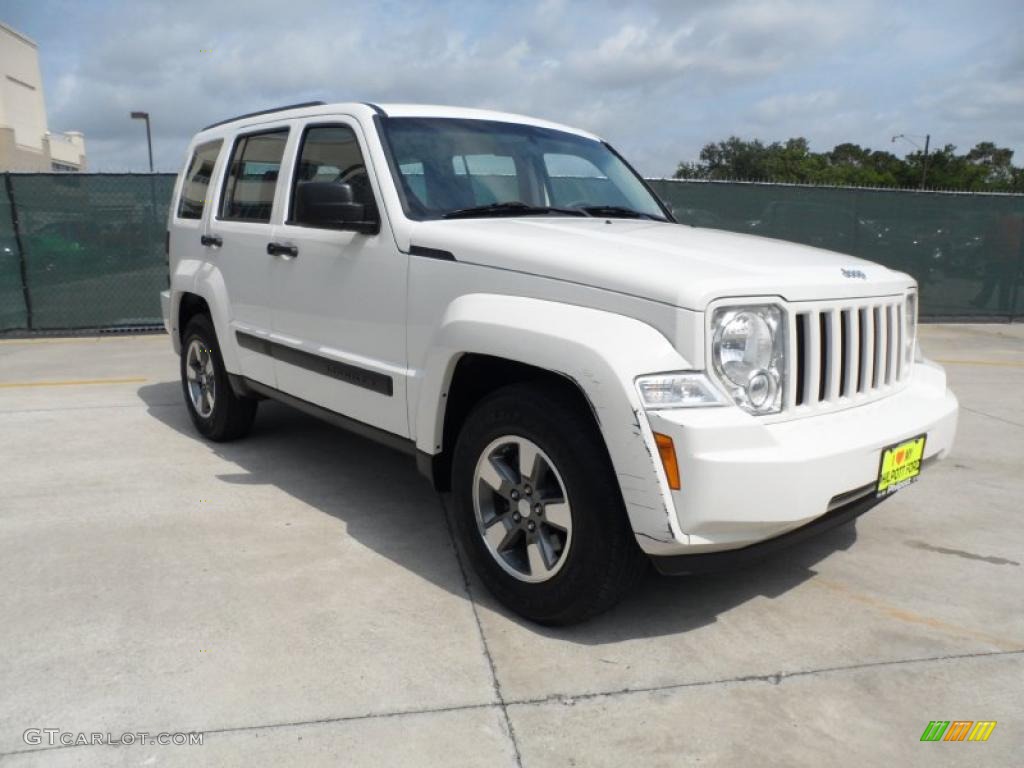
443, 201, 588, 220
580, 205, 665, 221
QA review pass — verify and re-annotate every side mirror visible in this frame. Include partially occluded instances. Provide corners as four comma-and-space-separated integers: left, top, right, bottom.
294, 181, 380, 234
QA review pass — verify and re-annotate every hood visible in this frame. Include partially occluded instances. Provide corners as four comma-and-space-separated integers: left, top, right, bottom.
408, 218, 914, 309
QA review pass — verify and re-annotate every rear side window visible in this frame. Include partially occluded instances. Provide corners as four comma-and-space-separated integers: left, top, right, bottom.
177, 140, 222, 220
220, 130, 289, 222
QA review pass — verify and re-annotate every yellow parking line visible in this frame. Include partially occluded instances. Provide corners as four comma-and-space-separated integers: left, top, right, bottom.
0, 377, 147, 389
935, 359, 1024, 368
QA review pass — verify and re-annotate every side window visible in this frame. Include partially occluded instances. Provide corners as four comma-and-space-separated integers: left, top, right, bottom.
177, 140, 222, 220
220, 130, 288, 222
290, 125, 376, 226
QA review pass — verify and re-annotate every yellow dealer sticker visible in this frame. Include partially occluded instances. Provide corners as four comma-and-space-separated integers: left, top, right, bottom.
876, 434, 927, 497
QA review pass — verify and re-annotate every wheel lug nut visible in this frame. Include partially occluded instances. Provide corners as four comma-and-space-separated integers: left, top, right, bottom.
524, 484, 532, 496
533, 503, 542, 514
512, 512, 521, 523
510, 490, 520, 501
527, 521, 536, 532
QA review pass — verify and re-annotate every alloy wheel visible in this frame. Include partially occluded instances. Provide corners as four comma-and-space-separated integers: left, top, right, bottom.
185, 339, 216, 419
472, 435, 573, 583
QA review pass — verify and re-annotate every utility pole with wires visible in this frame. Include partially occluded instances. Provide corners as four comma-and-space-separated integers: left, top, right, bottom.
892, 133, 931, 189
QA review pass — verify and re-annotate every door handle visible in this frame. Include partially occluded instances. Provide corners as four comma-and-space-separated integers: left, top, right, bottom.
267, 242, 299, 258
200, 234, 222, 247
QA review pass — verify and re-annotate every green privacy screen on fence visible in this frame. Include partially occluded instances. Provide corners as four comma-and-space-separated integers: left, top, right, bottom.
0, 173, 1022, 332
649, 179, 1024, 321
0, 173, 176, 332
0, 178, 29, 331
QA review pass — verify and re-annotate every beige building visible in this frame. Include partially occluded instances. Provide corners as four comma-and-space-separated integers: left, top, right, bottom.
0, 21, 86, 172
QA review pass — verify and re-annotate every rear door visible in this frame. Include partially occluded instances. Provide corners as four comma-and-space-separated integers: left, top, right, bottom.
171, 137, 223, 329
205, 123, 292, 385
267, 117, 409, 437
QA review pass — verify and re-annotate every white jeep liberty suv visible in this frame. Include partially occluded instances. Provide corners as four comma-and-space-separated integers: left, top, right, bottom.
162, 102, 958, 625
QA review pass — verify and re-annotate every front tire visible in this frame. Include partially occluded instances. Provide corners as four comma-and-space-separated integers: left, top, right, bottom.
180, 314, 257, 441
450, 383, 646, 625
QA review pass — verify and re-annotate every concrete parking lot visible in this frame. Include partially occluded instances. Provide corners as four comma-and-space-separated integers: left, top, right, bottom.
0, 324, 1021, 766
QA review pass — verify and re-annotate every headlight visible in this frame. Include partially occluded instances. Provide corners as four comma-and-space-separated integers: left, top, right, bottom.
636, 372, 726, 409
711, 304, 786, 414
904, 291, 918, 369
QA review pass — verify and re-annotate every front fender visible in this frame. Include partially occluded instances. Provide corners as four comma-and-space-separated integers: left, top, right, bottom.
415, 294, 695, 551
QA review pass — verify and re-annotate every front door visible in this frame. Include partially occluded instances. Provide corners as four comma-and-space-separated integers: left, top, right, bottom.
268, 118, 409, 437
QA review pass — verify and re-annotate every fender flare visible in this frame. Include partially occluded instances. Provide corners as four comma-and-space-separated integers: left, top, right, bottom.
414, 293, 694, 550
178, 263, 240, 374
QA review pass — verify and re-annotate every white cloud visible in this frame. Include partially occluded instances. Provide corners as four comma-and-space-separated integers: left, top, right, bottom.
7, 0, 1020, 174
752, 90, 840, 122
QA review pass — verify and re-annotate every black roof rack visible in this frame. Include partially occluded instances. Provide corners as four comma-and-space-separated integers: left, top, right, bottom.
201, 101, 327, 131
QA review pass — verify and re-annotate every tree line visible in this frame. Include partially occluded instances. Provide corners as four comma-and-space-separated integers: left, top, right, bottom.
674, 138, 1024, 192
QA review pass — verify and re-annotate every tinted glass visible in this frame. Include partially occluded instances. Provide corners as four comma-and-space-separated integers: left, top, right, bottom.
381, 118, 665, 220
220, 130, 288, 222
177, 140, 222, 220
450, 153, 518, 204
290, 125, 376, 225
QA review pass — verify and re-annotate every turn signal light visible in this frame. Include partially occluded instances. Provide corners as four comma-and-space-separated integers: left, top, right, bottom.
653, 432, 681, 490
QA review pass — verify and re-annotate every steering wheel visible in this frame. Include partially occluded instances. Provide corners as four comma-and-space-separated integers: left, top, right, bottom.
336, 163, 366, 183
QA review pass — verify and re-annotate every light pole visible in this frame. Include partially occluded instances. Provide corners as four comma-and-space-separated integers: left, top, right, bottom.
130, 111, 153, 172
891, 133, 931, 189
130, 111, 157, 262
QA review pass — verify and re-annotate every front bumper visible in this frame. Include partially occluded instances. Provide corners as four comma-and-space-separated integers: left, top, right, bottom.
641, 359, 958, 557
649, 488, 886, 575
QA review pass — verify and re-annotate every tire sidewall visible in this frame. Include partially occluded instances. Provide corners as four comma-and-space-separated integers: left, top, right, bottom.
451, 388, 630, 621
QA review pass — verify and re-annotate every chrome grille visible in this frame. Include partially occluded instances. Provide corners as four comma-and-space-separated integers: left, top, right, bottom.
787, 298, 908, 413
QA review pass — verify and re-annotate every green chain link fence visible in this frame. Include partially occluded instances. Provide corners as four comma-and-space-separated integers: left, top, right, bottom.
1, 173, 1021, 333
649, 179, 1024, 321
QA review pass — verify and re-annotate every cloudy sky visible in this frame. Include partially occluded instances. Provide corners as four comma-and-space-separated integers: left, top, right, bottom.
4, 0, 1022, 175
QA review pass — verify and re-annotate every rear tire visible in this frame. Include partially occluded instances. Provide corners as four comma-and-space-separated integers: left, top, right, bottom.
450, 382, 646, 625
180, 314, 257, 441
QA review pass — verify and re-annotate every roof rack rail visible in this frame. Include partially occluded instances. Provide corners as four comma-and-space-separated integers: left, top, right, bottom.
201, 101, 326, 131
361, 102, 388, 117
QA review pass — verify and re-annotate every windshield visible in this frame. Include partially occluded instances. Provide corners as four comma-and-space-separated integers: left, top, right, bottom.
380, 117, 669, 221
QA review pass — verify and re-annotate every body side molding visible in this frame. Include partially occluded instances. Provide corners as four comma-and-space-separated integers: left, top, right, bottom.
235, 331, 394, 396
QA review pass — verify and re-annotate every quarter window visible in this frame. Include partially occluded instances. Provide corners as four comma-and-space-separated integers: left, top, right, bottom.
290, 125, 376, 226
177, 140, 222, 220
220, 130, 288, 222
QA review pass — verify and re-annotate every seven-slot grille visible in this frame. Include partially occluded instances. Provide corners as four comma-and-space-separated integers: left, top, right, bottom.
786, 298, 908, 413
